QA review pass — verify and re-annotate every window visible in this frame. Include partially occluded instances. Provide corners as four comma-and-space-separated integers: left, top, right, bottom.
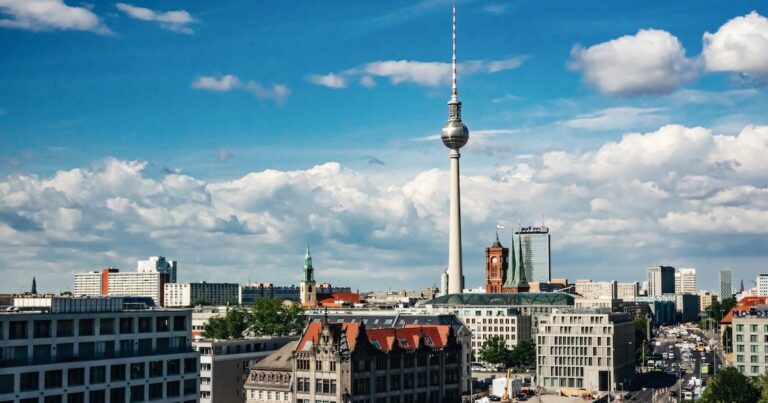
34, 320, 51, 338
391, 374, 401, 389
297, 359, 309, 370
297, 377, 310, 392
68, 368, 85, 386
330, 361, 337, 371
67, 392, 85, 403
10, 321, 28, 339
78, 342, 95, 359
20, 372, 39, 391
78, 319, 94, 336
314, 379, 336, 394
184, 357, 197, 374
174, 316, 187, 331
166, 381, 180, 397
120, 318, 133, 334
57, 343, 74, 360
45, 370, 63, 388
737, 334, 744, 342
138, 338, 152, 354
138, 317, 152, 333
111, 364, 126, 381
156, 317, 170, 332
89, 390, 106, 403
148, 383, 163, 400
376, 376, 387, 392
751, 325, 758, 332
44, 396, 62, 403
149, 360, 163, 377
99, 319, 114, 335
131, 362, 145, 379
57, 320, 74, 337
33, 344, 52, 363
90, 366, 106, 384
130, 385, 144, 402
110, 388, 125, 403
167, 359, 180, 375
376, 357, 387, 370
316, 360, 323, 371
183, 379, 197, 395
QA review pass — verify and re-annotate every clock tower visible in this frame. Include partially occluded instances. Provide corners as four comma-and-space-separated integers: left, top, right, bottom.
300, 244, 317, 307
484, 234, 509, 293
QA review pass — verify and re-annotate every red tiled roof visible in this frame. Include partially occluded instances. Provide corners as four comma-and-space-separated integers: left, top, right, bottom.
296, 322, 451, 353
296, 321, 361, 353
317, 292, 361, 306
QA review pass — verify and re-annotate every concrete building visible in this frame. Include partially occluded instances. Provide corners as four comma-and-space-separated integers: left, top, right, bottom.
239, 283, 351, 305
74, 257, 178, 306
244, 341, 297, 403
138, 256, 177, 283
733, 305, 768, 376
635, 296, 677, 325
757, 274, 768, 297
537, 309, 635, 395
721, 268, 733, 300
647, 266, 675, 297
424, 292, 575, 340
675, 268, 697, 294
699, 291, 718, 312
515, 225, 552, 283
194, 337, 295, 403
575, 299, 622, 311
675, 293, 701, 323
364, 288, 438, 308
575, 280, 617, 299
440, 269, 449, 296
293, 320, 464, 402
165, 282, 240, 307
192, 306, 228, 338
617, 282, 639, 301
0, 296, 199, 402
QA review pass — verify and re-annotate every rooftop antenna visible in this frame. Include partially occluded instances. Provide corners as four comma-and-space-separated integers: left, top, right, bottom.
452, 2, 457, 99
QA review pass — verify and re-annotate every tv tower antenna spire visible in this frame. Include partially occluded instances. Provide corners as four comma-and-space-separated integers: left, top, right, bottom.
452, 2, 457, 99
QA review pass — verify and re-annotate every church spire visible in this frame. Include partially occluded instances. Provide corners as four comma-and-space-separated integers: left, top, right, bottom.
31, 276, 37, 294
303, 243, 314, 283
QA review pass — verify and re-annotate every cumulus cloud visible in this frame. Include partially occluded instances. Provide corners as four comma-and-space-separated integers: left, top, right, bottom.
116, 3, 197, 34
0, 0, 111, 34
191, 74, 289, 104
5, 124, 768, 291
570, 29, 696, 96
564, 107, 670, 130
308, 57, 526, 89
703, 11, 768, 77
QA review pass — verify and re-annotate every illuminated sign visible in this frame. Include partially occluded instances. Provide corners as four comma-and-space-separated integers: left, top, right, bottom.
517, 226, 549, 234
733, 307, 768, 317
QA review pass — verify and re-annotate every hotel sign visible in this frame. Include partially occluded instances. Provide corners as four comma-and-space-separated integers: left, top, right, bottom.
733, 307, 768, 317
518, 226, 549, 234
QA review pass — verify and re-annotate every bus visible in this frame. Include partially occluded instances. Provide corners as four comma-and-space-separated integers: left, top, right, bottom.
701, 362, 710, 375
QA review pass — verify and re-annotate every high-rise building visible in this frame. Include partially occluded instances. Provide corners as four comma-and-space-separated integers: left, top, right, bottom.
164, 282, 240, 307
617, 282, 639, 301
757, 274, 768, 296
574, 280, 617, 299
733, 305, 768, 376
720, 268, 733, 300
138, 256, 177, 283
515, 225, 551, 283
647, 266, 675, 297
537, 308, 635, 395
0, 296, 199, 402
675, 268, 697, 294
440, 268, 449, 296
74, 257, 177, 306
441, 4, 470, 295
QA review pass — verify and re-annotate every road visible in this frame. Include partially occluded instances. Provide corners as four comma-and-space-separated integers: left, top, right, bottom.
650, 328, 720, 402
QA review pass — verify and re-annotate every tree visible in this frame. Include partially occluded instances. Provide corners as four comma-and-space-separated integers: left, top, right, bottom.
699, 367, 759, 403
754, 374, 768, 403
479, 336, 511, 367
634, 315, 653, 363
247, 298, 305, 336
509, 340, 536, 369
202, 307, 250, 339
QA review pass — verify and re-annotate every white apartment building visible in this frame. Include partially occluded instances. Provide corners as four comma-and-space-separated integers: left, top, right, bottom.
575, 299, 622, 310
699, 291, 718, 312
537, 309, 635, 395
165, 282, 240, 307
457, 307, 532, 361
617, 282, 638, 301
733, 306, 768, 376
0, 296, 199, 402
193, 337, 296, 403
757, 274, 768, 296
73, 271, 102, 296
675, 268, 697, 294
75, 268, 166, 306
575, 280, 617, 300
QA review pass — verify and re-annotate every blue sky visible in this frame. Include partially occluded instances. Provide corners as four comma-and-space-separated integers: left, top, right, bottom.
1, 0, 768, 293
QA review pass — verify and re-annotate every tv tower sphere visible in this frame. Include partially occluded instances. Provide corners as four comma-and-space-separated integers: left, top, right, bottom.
441, 99, 469, 149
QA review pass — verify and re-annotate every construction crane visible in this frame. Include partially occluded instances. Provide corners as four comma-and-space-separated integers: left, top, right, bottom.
500, 369, 512, 403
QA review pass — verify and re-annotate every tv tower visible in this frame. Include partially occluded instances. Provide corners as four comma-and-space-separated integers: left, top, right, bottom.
441, 3, 469, 295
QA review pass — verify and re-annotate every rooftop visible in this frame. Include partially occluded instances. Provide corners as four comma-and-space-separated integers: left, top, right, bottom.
425, 292, 575, 306
251, 340, 298, 371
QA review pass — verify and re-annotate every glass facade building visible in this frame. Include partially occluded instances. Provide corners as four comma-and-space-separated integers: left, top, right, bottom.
720, 268, 733, 300
515, 226, 551, 283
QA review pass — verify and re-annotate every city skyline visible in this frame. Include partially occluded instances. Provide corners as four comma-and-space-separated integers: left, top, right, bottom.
2, 1, 768, 291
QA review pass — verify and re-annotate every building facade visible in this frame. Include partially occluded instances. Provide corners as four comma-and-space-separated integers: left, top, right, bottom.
537, 309, 635, 395
616, 282, 638, 301
482, 235, 529, 294
74, 257, 177, 306
733, 306, 768, 376
647, 266, 675, 297
165, 282, 240, 307
721, 268, 733, 300
515, 225, 551, 283
138, 256, 178, 283
699, 291, 718, 312
0, 296, 199, 402
194, 337, 295, 403
293, 320, 464, 402
675, 268, 697, 294
757, 274, 768, 297
244, 341, 297, 403
575, 280, 617, 300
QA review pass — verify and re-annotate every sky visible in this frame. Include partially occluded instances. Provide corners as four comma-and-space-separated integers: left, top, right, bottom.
1, 0, 768, 293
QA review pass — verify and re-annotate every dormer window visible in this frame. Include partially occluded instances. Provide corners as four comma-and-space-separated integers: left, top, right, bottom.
398, 338, 410, 348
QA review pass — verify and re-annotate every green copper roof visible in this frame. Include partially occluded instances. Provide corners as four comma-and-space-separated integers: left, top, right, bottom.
425, 292, 575, 306
303, 243, 314, 282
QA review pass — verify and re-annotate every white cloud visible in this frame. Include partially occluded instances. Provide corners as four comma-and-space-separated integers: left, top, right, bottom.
703, 11, 768, 77
116, 3, 196, 34
564, 107, 669, 130
0, 0, 111, 34
191, 74, 289, 104
308, 57, 526, 89
5, 124, 768, 291
307, 73, 346, 89
570, 29, 696, 96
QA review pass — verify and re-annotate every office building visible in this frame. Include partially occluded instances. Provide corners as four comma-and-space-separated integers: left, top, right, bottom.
239, 283, 351, 305
74, 256, 178, 306
675, 268, 697, 294
515, 225, 551, 283
244, 341, 297, 403
424, 292, 575, 340
617, 282, 639, 301
138, 256, 178, 283
440, 269, 449, 296
194, 337, 295, 403
0, 296, 199, 402
575, 280, 617, 299
165, 282, 240, 307
293, 320, 464, 402
674, 294, 701, 323
192, 306, 228, 338
647, 266, 675, 297
635, 296, 677, 325
575, 299, 622, 311
537, 309, 635, 395
721, 268, 733, 300
733, 305, 768, 376
758, 274, 768, 297
699, 291, 718, 312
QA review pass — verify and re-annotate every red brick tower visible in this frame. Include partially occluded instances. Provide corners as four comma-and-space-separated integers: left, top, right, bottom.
485, 234, 509, 293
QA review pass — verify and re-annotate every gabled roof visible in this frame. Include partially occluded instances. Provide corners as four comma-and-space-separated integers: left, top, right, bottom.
365, 325, 450, 352
252, 340, 298, 371
295, 321, 361, 353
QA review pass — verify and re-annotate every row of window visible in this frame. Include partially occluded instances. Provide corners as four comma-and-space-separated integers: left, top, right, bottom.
0, 358, 197, 394
737, 365, 768, 375
0, 380, 197, 402
735, 334, 768, 343
0, 316, 186, 340
735, 324, 768, 332
247, 389, 290, 401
